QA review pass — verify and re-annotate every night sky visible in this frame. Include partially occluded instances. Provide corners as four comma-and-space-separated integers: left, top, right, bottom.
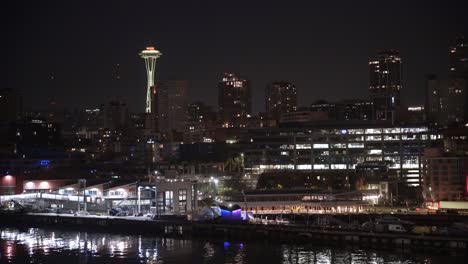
3, 0, 468, 113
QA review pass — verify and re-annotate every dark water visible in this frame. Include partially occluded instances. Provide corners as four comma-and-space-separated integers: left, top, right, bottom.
0, 227, 465, 264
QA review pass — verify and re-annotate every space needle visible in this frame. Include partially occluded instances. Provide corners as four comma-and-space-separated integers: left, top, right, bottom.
140, 46, 162, 113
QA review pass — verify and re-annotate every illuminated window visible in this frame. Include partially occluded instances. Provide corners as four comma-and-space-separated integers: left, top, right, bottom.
384, 135, 399, 141
297, 164, 312, 170
401, 135, 416, 140
348, 129, 364, 134
401, 127, 427, 133
178, 189, 187, 213
331, 164, 347, 169
366, 135, 382, 141
165, 191, 174, 213
348, 136, 364, 141
348, 143, 364, 148
368, 149, 382, 155
365, 128, 382, 134
313, 164, 329, 170
295, 144, 311, 149
383, 128, 401, 134
313, 144, 328, 149
331, 143, 346, 148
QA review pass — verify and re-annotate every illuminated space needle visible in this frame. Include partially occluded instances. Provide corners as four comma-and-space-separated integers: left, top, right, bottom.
140, 46, 162, 113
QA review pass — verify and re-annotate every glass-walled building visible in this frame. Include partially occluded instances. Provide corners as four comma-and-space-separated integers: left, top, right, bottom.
243, 125, 443, 187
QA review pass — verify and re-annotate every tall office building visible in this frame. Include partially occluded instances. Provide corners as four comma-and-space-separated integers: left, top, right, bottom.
425, 75, 440, 115
447, 35, 468, 124
369, 50, 402, 121
450, 35, 468, 78
265, 81, 297, 121
184, 101, 217, 143
153, 80, 188, 134
218, 73, 251, 128
102, 100, 129, 131
428, 77, 451, 125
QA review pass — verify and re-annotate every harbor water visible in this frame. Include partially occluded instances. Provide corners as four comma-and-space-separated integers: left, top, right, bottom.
0, 227, 465, 263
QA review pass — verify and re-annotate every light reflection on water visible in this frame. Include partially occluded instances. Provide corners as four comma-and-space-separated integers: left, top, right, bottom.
0, 227, 464, 263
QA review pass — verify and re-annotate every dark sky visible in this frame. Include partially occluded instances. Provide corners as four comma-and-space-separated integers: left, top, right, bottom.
3, 0, 468, 113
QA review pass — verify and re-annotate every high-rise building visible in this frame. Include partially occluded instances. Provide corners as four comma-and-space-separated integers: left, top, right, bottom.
369, 50, 402, 120
218, 73, 251, 128
265, 81, 297, 121
153, 80, 188, 134
102, 100, 129, 131
139, 47, 162, 114
447, 35, 468, 124
450, 35, 468, 78
425, 74, 441, 123
184, 102, 218, 143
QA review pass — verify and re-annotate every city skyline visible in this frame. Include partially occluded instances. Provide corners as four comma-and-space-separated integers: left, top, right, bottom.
3, 1, 468, 113
2, 2, 468, 262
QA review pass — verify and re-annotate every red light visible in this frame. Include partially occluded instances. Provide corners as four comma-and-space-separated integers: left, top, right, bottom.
466, 174, 468, 194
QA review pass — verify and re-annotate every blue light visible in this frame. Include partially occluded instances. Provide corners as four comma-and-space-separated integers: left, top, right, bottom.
340, 129, 348, 134
40, 160, 50, 166
223, 242, 230, 249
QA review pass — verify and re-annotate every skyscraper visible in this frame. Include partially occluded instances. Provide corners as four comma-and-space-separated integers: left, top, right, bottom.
139, 47, 162, 113
153, 80, 188, 134
265, 81, 297, 121
425, 74, 441, 123
218, 73, 251, 128
447, 35, 468, 124
102, 100, 129, 131
450, 35, 468, 78
184, 101, 217, 143
369, 50, 402, 121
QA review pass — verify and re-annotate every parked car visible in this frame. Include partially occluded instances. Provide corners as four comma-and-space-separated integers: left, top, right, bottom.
388, 224, 407, 233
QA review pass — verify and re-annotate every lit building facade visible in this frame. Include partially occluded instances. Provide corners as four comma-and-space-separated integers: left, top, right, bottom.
310, 100, 375, 122
265, 81, 297, 121
423, 156, 468, 201
184, 102, 217, 143
243, 125, 443, 187
218, 73, 251, 128
369, 50, 402, 120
